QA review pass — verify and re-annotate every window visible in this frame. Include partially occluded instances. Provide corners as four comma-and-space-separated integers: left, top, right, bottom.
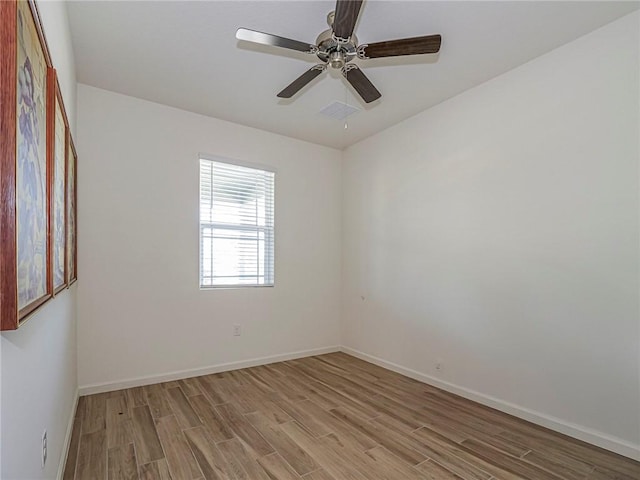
199, 157, 275, 287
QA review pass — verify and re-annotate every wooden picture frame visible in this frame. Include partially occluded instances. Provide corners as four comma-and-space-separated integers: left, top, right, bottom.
1, 0, 54, 330
50, 71, 68, 294
66, 134, 77, 286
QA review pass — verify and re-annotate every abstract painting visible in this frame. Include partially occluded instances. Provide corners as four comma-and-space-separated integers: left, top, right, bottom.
67, 136, 77, 284
16, 0, 49, 310
53, 87, 67, 291
1, 0, 53, 330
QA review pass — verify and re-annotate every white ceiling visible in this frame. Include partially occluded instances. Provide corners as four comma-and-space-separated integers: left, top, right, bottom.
67, 1, 639, 149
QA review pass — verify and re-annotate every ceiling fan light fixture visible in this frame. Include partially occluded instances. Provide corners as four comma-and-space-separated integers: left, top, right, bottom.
236, 0, 442, 103
329, 51, 346, 69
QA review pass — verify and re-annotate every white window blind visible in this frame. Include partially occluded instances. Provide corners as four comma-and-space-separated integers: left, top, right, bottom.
199, 158, 275, 287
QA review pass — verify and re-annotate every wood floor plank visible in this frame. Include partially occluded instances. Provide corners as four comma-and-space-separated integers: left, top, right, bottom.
523, 448, 595, 480
263, 363, 296, 379
76, 429, 107, 480
217, 437, 271, 480
401, 412, 472, 444
459, 437, 563, 480
215, 403, 274, 457
419, 395, 505, 438
126, 387, 148, 414
276, 399, 334, 437
63, 416, 82, 480
215, 439, 250, 480
245, 411, 319, 475
108, 443, 138, 480
253, 397, 295, 425
292, 399, 378, 451
197, 376, 228, 405
243, 369, 277, 395
299, 378, 380, 419
108, 419, 134, 452
106, 395, 134, 448
319, 432, 412, 480
408, 428, 493, 480
76, 396, 87, 419
313, 355, 354, 375
180, 378, 204, 397
301, 470, 335, 480
499, 429, 640, 479
413, 459, 464, 479
138, 459, 172, 480
106, 394, 129, 418
283, 378, 342, 411
284, 359, 376, 417
189, 394, 234, 443
297, 357, 348, 378
330, 406, 427, 466
261, 375, 307, 402
155, 415, 203, 479
359, 394, 425, 431
279, 422, 369, 480
131, 406, 164, 464
223, 384, 266, 415
231, 387, 266, 415
588, 466, 640, 480
145, 383, 173, 419
257, 452, 301, 480
184, 426, 235, 480
227, 369, 253, 387
448, 424, 528, 457
362, 446, 429, 480
82, 393, 107, 434
209, 377, 247, 408
420, 427, 552, 480
167, 387, 203, 429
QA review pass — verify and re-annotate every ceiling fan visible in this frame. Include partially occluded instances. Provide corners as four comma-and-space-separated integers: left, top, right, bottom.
236, 0, 442, 104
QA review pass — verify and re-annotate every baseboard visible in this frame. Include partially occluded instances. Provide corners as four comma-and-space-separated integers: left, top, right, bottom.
57, 388, 79, 480
78, 346, 340, 396
340, 346, 640, 462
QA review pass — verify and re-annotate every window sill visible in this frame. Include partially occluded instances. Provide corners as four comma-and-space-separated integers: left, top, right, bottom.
199, 284, 275, 290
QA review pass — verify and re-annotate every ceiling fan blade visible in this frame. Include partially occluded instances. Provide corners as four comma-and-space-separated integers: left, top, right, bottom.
277, 65, 327, 98
359, 35, 442, 59
236, 28, 317, 54
342, 65, 381, 103
333, 0, 363, 41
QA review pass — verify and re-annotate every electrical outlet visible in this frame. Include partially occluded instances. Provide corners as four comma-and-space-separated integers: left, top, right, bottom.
41, 430, 47, 468
233, 324, 241, 336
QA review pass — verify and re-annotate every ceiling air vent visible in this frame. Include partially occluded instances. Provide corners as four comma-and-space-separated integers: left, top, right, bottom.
318, 101, 360, 120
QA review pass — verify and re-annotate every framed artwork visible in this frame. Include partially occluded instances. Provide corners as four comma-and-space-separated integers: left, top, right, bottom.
66, 134, 77, 285
1, 0, 53, 330
51, 73, 68, 293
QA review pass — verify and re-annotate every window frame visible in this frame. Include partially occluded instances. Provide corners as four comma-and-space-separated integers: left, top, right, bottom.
198, 154, 276, 290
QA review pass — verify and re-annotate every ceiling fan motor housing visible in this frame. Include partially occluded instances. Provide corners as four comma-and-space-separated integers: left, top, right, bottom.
315, 28, 358, 68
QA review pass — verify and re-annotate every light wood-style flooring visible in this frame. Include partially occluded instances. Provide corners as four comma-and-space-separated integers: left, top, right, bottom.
63, 352, 640, 480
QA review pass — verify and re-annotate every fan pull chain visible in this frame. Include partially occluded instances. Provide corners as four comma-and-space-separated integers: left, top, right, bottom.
344, 80, 349, 130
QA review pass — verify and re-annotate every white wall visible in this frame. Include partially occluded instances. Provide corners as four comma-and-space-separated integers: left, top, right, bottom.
342, 11, 640, 458
76, 85, 342, 390
0, 2, 78, 479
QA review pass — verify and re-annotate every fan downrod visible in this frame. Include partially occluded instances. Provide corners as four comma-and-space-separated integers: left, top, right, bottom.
316, 11, 358, 68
